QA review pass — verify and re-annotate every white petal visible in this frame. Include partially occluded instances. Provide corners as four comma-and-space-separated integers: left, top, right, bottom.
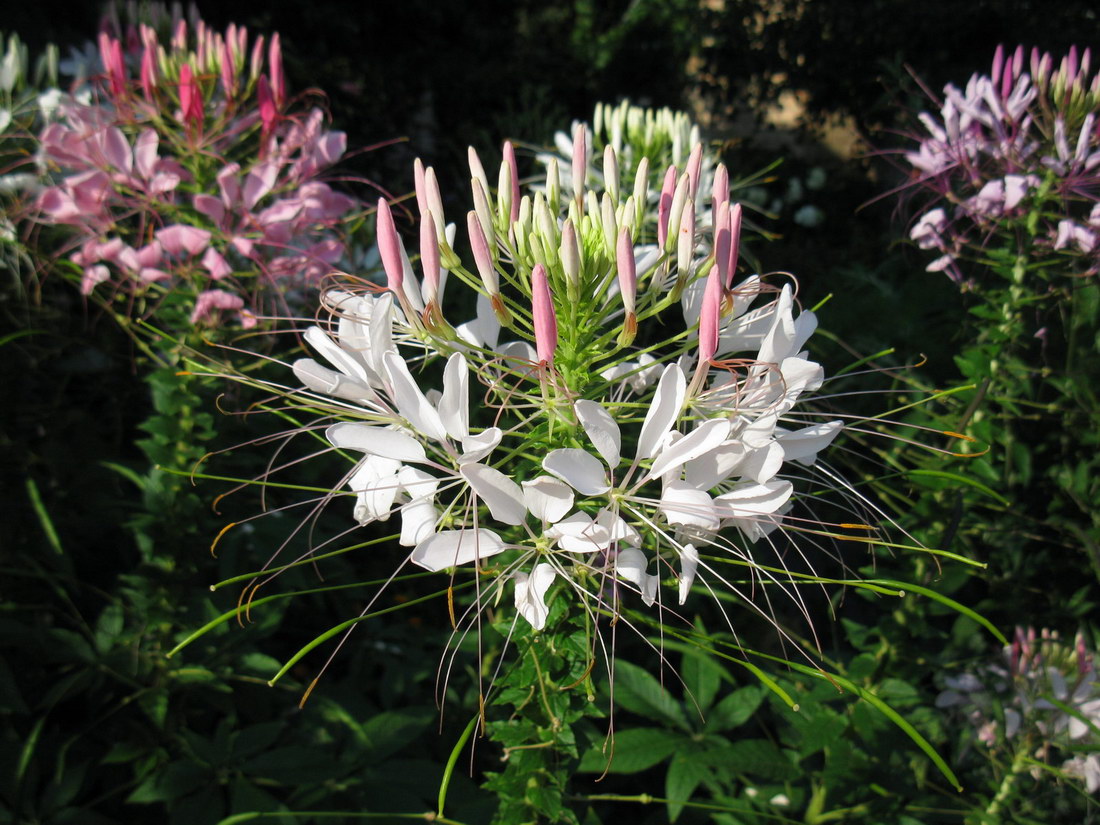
304, 325, 371, 384
327, 423, 426, 463
637, 365, 686, 459
594, 508, 641, 545
546, 511, 608, 553
367, 292, 395, 381
646, 418, 731, 481
660, 481, 719, 530
714, 480, 793, 517
410, 528, 506, 571
679, 542, 699, 605
399, 498, 438, 546
383, 351, 449, 442
575, 399, 621, 468
522, 476, 575, 523
776, 420, 843, 465
739, 440, 785, 484
460, 463, 527, 525
396, 465, 440, 500
292, 358, 378, 404
459, 427, 502, 463
543, 448, 610, 495
351, 472, 401, 525
615, 547, 657, 605
684, 441, 748, 490
514, 563, 556, 630
437, 352, 470, 441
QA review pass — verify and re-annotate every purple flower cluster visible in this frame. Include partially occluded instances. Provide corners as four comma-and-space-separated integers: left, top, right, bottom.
34, 16, 356, 328
904, 45, 1100, 282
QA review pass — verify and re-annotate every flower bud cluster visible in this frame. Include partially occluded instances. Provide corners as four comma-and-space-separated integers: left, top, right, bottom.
31, 13, 355, 328
903, 44, 1100, 281
937, 626, 1100, 791
284, 123, 850, 634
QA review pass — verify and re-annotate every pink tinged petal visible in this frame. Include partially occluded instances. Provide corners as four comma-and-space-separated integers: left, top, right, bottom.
412, 158, 428, 217
292, 358, 378, 403
376, 198, 405, 296
460, 463, 527, 525
141, 42, 157, 100
459, 427, 502, 463
646, 417, 731, 481
666, 172, 690, 253
776, 420, 843, 465
190, 289, 244, 325
194, 194, 226, 223
101, 127, 132, 173
678, 543, 699, 605
420, 209, 440, 304
543, 449, 610, 496
503, 140, 520, 222
382, 351, 449, 443
201, 247, 232, 279
661, 481, 719, 531
514, 563, 556, 630
155, 225, 211, 257
571, 123, 586, 198
411, 528, 506, 571
521, 476, 575, 523
698, 265, 722, 364
531, 263, 557, 364
657, 164, 677, 248
437, 352, 470, 441
574, 399, 621, 468
81, 264, 111, 294
676, 198, 695, 277
615, 547, 657, 606
638, 365, 687, 460
616, 227, 636, 316
134, 129, 160, 180
217, 163, 242, 206
327, 422, 426, 463
242, 161, 279, 209
424, 167, 446, 238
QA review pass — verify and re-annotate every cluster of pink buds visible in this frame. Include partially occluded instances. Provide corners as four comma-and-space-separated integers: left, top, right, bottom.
31, 15, 356, 329
246, 121, 874, 649
902, 44, 1100, 282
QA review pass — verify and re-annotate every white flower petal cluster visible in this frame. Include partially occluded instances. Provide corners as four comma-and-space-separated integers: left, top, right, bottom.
279, 117, 850, 634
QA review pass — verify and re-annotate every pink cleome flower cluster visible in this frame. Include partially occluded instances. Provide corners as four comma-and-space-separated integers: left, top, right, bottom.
904, 45, 1100, 282
34, 15, 356, 328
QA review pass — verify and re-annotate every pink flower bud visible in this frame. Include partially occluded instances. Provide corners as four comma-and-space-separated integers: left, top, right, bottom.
140, 42, 158, 101
467, 211, 498, 295
571, 122, 587, 201
413, 158, 428, 215
560, 218, 580, 288
531, 263, 557, 365
420, 209, 440, 304
257, 75, 276, 135
686, 142, 703, 201
250, 34, 265, 82
616, 227, 636, 317
376, 198, 405, 296
698, 265, 722, 364
657, 164, 677, 249
713, 200, 731, 286
98, 33, 126, 99
179, 64, 203, 127
711, 162, 729, 217
725, 203, 743, 288
219, 40, 236, 99
268, 32, 285, 107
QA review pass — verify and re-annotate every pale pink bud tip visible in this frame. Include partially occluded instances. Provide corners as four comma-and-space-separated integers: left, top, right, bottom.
725, 203, 743, 289
503, 141, 520, 223
376, 198, 405, 295
531, 263, 557, 365
420, 210, 440, 303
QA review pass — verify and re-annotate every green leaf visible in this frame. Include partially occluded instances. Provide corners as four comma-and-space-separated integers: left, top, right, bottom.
706, 685, 764, 733
610, 659, 689, 731
681, 646, 723, 716
577, 727, 684, 774
721, 739, 798, 781
666, 748, 710, 822
127, 760, 209, 804
362, 707, 434, 762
